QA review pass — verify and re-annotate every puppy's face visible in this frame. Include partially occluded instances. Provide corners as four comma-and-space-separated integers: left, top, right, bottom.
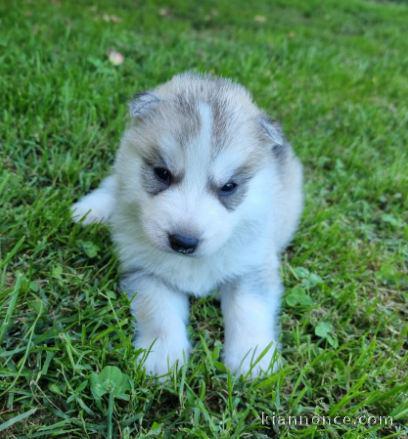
116, 76, 283, 257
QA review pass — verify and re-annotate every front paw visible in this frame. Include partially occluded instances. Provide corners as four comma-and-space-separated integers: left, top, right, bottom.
135, 335, 190, 377
71, 199, 106, 225
224, 338, 281, 378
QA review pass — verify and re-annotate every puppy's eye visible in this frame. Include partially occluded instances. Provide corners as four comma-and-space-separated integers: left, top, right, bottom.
153, 167, 172, 185
219, 181, 238, 195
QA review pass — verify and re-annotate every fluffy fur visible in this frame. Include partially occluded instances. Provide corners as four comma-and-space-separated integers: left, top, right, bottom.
72, 72, 303, 378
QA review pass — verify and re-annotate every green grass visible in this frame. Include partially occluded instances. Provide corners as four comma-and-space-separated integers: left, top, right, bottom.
1, 0, 407, 437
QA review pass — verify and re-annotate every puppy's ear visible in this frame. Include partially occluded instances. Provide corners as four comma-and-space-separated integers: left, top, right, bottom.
128, 92, 160, 119
259, 115, 288, 158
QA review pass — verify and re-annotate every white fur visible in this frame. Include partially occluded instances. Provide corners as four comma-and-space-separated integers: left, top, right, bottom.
72, 73, 303, 378
221, 267, 283, 377
71, 176, 116, 224
124, 272, 190, 376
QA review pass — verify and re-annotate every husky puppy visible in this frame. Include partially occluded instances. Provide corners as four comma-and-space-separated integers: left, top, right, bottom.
72, 72, 303, 377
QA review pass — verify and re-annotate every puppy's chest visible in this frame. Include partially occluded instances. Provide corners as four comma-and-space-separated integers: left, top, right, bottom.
155, 252, 254, 296
116, 222, 274, 296
146, 238, 270, 296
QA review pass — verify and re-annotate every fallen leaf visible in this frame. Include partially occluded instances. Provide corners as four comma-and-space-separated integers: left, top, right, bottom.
108, 50, 124, 66
102, 13, 122, 23
254, 15, 266, 23
158, 8, 170, 17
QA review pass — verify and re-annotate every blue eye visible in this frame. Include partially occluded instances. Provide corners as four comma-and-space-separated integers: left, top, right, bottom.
219, 181, 238, 195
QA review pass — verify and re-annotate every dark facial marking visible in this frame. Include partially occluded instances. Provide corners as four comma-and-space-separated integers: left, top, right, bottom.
141, 163, 169, 195
219, 181, 238, 194
153, 167, 172, 185
210, 164, 256, 211
210, 96, 234, 157
139, 144, 165, 168
140, 147, 183, 195
172, 95, 201, 149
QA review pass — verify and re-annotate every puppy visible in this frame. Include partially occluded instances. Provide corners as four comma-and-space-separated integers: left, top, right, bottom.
72, 72, 303, 378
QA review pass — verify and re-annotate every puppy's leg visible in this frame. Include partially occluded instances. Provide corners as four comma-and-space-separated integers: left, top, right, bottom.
71, 175, 116, 225
221, 269, 282, 378
123, 272, 190, 377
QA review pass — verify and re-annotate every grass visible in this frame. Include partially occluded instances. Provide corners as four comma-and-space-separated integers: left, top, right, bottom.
0, 0, 407, 437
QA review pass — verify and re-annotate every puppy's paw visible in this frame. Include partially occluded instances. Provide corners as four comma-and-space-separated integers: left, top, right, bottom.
71, 200, 103, 224
224, 338, 281, 378
71, 193, 112, 225
136, 335, 190, 378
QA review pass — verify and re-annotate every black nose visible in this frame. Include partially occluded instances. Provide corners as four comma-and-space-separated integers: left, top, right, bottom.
168, 233, 199, 254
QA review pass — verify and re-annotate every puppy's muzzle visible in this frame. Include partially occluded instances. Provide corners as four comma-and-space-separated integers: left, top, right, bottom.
168, 233, 199, 255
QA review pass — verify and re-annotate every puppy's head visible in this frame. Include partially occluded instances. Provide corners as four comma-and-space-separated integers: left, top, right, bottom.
115, 73, 287, 257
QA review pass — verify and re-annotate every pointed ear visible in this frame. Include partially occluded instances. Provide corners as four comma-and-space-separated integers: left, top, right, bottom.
128, 92, 160, 119
258, 115, 288, 158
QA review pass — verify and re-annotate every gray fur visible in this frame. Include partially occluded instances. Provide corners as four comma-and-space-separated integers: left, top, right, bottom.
172, 95, 202, 149
210, 163, 257, 211
140, 163, 169, 196
210, 95, 234, 156
129, 92, 160, 118
128, 73, 291, 202
140, 160, 183, 196
259, 115, 288, 160
139, 143, 165, 167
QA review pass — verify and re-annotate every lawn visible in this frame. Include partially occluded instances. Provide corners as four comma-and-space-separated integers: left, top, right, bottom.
0, 0, 407, 437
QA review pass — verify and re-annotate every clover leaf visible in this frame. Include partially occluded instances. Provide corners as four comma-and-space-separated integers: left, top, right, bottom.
90, 366, 131, 439
286, 286, 314, 307
315, 321, 338, 348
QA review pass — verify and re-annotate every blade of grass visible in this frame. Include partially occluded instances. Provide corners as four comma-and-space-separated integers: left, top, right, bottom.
0, 272, 23, 345
0, 407, 37, 433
